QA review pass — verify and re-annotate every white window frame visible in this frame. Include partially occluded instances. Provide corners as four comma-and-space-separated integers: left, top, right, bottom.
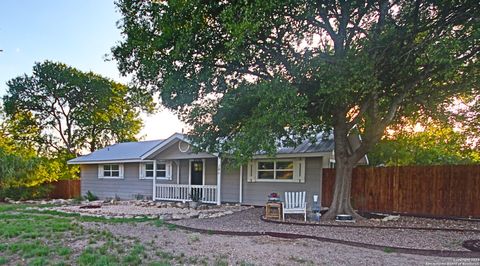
139, 161, 172, 180
247, 158, 305, 183
98, 164, 124, 179
257, 160, 295, 181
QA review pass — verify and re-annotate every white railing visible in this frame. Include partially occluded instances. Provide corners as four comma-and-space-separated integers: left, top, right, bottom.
154, 184, 217, 204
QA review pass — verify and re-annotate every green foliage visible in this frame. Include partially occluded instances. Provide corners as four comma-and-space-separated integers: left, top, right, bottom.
113, 0, 479, 165
84, 190, 99, 201
3, 61, 154, 154
113, 0, 479, 215
369, 121, 480, 166
0, 118, 69, 200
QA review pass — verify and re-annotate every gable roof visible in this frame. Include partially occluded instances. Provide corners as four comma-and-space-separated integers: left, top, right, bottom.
68, 132, 339, 164
67, 139, 163, 164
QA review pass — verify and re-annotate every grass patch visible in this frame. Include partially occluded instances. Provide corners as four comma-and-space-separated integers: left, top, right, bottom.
78, 246, 120, 266
383, 247, 395, 253
0, 203, 225, 265
166, 223, 177, 231
57, 247, 72, 256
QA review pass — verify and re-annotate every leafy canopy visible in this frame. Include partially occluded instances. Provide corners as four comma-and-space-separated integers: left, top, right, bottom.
3, 61, 155, 154
369, 119, 480, 166
113, 0, 479, 164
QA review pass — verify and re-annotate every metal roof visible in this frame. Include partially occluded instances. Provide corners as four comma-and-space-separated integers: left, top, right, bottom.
68, 133, 335, 164
257, 134, 335, 155
68, 139, 163, 164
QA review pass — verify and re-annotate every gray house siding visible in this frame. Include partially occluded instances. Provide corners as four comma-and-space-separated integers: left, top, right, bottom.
80, 157, 324, 204
221, 165, 241, 203
80, 163, 152, 200
240, 157, 324, 206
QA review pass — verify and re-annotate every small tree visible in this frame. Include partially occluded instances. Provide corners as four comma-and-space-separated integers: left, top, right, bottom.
113, 1, 479, 219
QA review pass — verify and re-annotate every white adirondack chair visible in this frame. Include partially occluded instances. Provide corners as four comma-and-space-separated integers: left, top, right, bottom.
283, 191, 307, 221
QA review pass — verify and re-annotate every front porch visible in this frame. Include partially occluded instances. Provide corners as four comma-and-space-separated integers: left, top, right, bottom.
154, 184, 218, 204
152, 157, 225, 205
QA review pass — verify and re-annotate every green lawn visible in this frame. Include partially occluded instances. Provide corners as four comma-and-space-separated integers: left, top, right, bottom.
0, 204, 207, 266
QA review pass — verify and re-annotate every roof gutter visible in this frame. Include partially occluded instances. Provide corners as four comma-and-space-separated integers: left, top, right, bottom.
67, 159, 152, 165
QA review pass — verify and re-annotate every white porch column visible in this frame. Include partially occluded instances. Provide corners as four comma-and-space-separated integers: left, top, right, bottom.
239, 165, 243, 203
152, 161, 156, 200
176, 160, 180, 184
216, 156, 222, 205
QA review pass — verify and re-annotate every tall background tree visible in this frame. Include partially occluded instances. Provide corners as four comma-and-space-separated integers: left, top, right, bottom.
369, 118, 480, 166
113, 0, 479, 219
3, 61, 155, 154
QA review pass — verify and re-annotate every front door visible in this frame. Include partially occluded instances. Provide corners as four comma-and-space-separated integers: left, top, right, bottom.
190, 160, 203, 185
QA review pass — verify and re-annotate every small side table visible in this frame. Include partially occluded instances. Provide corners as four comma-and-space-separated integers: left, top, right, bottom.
265, 202, 282, 220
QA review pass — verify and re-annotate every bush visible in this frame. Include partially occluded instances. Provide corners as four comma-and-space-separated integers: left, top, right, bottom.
84, 191, 98, 201
0, 185, 52, 201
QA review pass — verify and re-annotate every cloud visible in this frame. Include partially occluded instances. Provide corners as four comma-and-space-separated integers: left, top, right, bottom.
15, 48, 21, 53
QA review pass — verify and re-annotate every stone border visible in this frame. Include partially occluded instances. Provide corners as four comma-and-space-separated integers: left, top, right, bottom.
169, 223, 480, 258
260, 216, 480, 233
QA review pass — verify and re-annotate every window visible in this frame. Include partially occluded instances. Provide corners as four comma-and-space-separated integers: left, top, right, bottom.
98, 164, 123, 179
247, 158, 305, 183
257, 161, 294, 180
140, 162, 171, 180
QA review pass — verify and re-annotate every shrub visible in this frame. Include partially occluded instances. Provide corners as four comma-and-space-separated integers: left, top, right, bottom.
0, 185, 52, 201
84, 191, 98, 201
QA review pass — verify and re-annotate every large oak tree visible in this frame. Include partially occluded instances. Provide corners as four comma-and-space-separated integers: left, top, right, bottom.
112, 0, 479, 219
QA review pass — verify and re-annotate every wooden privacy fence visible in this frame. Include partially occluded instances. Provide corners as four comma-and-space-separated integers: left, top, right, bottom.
322, 165, 480, 218
47, 179, 81, 199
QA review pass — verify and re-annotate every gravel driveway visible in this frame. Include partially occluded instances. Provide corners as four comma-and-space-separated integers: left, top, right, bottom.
171, 208, 479, 251
87, 221, 475, 266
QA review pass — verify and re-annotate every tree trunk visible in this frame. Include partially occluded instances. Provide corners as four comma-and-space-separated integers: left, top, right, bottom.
322, 158, 361, 220
322, 120, 363, 220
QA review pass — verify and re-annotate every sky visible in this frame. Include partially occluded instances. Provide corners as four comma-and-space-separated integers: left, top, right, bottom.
0, 0, 185, 140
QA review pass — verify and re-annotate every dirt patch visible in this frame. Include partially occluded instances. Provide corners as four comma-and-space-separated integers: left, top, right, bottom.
172, 208, 480, 251
85, 221, 474, 265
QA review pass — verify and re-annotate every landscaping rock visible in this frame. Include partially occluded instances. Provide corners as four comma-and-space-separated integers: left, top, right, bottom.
382, 215, 400, 222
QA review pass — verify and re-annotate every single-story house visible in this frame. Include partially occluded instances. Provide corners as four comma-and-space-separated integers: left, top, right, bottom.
68, 133, 367, 206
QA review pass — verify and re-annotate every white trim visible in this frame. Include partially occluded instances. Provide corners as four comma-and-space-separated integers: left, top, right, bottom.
153, 160, 157, 180
239, 165, 243, 203
248, 159, 305, 183
202, 158, 206, 185
216, 157, 222, 205
189, 159, 205, 186
152, 160, 156, 200
69, 159, 146, 165
139, 161, 171, 180
98, 164, 124, 179
176, 160, 180, 184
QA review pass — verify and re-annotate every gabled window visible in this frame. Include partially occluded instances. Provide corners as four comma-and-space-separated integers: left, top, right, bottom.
98, 164, 124, 179
140, 161, 172, 180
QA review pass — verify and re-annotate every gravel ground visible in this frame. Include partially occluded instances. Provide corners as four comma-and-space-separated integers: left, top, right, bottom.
172, 208, 480, 251
305, 212, 480, 231
50, 202, 250, 219
84, 221, 468, 265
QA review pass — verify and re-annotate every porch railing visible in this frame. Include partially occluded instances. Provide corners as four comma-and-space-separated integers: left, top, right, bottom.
154, 184, 217, 204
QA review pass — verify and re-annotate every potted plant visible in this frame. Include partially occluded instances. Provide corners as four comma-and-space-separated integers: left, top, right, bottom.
189, 190, 201, 209
268, 192, 280, 202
